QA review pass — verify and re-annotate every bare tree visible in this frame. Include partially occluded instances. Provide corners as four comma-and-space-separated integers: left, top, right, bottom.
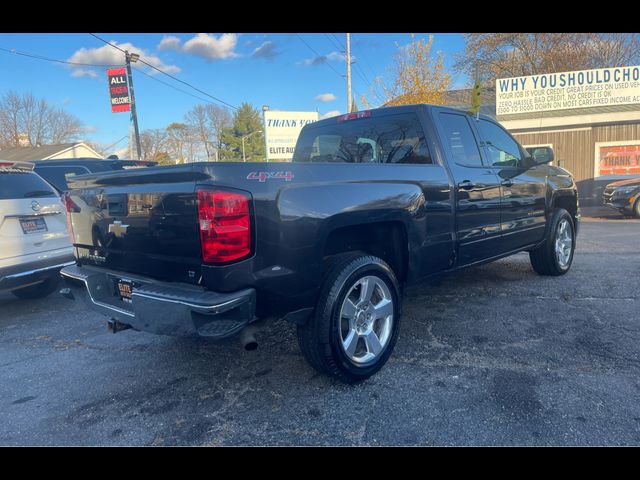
140, 128, 170, 163
205, 104, 232, 161
0, 91, 83, 149
456, 33, 640, 85
166, 123, 196, 164
185, 105, 212, 161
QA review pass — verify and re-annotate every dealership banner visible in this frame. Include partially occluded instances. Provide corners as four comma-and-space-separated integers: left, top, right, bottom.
264, 110, 319, 161
496, 66, 640, 116
596, 143, 640, 177
106, 68, 131, 113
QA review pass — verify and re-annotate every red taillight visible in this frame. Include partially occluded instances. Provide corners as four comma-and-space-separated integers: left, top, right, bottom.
62, 192, 81, 213
61, 192, 79, 244
197, 189, 251, 263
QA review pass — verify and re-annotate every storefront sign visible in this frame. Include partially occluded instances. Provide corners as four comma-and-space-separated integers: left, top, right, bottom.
497, 66, 640, 115
264, 110, 319, 161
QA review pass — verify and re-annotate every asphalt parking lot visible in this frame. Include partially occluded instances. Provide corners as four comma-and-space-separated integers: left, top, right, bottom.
1, 217, 638, 446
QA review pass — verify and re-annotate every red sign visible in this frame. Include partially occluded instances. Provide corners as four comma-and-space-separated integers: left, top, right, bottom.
598, 144, 640, 176
106, 68, 131, 113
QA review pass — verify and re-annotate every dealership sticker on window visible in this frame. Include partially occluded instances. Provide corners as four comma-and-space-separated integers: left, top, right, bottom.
247, 171, 294, 182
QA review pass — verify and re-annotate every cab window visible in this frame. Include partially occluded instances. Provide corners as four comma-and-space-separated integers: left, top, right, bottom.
477, 119, 522, 168
293, 113, 433, 165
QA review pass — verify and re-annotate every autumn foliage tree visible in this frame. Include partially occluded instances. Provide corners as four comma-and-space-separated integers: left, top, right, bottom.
360, 34, 450, 108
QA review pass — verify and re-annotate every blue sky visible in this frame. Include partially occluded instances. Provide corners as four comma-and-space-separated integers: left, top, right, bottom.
0, 33, 468, 155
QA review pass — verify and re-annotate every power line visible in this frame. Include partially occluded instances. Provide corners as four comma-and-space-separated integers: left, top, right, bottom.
101, 134, 129, 151
132, 66, 217, 105
88, 33, 238, 111
297, 33, 365, 107
0, 45, 122, 67
295, 33, 346, 80
0, 44, 220, 107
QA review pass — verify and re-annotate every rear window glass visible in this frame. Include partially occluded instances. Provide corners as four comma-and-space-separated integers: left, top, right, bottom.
0, 171, 58, 200
293, 113, 432, 164
34, 166, 90, 192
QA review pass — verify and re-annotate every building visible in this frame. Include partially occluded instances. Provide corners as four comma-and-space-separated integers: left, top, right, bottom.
0, 142, 102, 162
454, 66, 640, 207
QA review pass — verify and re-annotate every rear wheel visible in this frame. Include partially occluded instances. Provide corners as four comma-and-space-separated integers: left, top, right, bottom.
529, 208, 575, 276
297, 253, 401, 383
11, 275, 60, 300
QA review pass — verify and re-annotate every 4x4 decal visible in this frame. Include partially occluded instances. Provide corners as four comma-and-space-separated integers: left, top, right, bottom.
247, 171, 294, 182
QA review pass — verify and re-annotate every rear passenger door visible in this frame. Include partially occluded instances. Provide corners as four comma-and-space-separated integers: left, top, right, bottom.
475, 119, 546, 251
433, 110, 503, 266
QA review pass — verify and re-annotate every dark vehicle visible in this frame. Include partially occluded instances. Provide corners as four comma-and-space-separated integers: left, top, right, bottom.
602, 177, 640, 218
59, 105, 580, 382
30, 158, 157, 193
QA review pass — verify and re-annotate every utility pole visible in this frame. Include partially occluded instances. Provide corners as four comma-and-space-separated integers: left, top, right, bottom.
346, 33, 352, 113
128, 123, 133, 160
125, 50, 142, 160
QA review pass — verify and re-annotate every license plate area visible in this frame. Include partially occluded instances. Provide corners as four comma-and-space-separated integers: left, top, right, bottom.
115, 279, 134, 303
20, 217, 47, 234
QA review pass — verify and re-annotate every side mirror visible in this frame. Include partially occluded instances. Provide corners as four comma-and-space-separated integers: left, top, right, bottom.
525, 146, 554, 165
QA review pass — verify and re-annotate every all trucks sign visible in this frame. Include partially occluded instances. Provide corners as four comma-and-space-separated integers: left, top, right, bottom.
496, 65, 640, 116
106, 68, 131, 113
264, 110, 319, 161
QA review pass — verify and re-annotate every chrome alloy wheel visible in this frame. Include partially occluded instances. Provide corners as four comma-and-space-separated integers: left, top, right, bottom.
338, 275, 394, 366
554, 218, 573, 269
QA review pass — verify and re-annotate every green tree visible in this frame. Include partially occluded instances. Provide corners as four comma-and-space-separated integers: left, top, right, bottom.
220, 102, 265, 162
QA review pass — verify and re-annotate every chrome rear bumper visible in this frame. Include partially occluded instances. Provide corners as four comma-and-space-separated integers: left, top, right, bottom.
60, 264, 256, 338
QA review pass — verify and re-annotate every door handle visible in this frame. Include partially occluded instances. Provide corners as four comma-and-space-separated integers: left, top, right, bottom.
501, 179, 514, 187
458, 180, 476, 190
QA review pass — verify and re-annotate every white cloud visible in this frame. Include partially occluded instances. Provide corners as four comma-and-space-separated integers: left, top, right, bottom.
182, 33, 238, 61
321, 110, 341, 119
252, 41, 279, 59
71, 68, 98, 78
302, 51, 353, 66
158, 35, 182, 51
67, 41, 180, 78
81, 125, 97, 134
315, 93, 337, 102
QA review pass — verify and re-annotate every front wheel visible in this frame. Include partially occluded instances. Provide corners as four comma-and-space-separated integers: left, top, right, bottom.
297, 253, 402, 383
529, 208, 575, 276
634, 198, 640, 219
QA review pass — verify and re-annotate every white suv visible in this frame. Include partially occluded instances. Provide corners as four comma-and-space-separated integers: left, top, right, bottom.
0, 164, 74, 299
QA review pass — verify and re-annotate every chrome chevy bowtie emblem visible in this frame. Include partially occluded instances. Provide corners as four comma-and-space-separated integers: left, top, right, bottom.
31, 200, 40, 212
108, 220, 129, 238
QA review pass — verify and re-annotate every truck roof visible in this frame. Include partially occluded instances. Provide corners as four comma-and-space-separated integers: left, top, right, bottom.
312, 103, 494, 129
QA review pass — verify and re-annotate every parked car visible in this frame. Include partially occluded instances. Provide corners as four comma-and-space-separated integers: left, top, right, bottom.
0, 163, 74, 299
29, 158, 157, 193
59, 104, 580, 382
602, 177, 640, 218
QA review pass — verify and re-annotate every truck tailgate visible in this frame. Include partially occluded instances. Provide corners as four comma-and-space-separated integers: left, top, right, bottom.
66, 167, 206, 284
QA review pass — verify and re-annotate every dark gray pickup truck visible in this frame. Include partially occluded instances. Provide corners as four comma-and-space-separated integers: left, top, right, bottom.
60, 104, 580, 382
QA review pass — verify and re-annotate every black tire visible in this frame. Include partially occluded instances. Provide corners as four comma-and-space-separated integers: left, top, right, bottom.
297, 253, 402, 383
634, 198, 640, 219
529, 208, 575, 276
11, 275, 60, 300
